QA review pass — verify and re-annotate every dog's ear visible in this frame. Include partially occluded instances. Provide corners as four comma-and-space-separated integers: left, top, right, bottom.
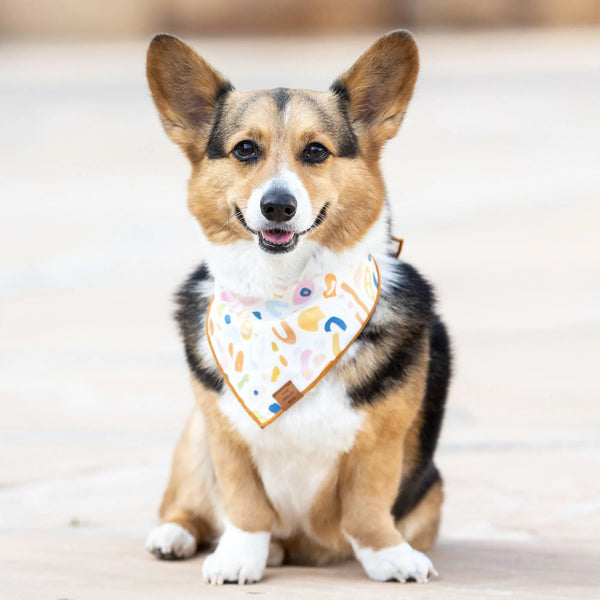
146, 34, 233, 160
331, 30, 418, 152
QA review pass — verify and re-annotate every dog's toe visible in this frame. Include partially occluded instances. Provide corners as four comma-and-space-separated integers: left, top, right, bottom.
146, 523, 197, 560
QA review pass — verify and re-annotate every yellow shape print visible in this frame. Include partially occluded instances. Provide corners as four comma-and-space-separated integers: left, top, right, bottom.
271, 366, 280, 382
297, 306, 325, 332
332, 333, 341, 357
235, 350, 244, 372
324, 273, 337, 298
240, 319, 253, 340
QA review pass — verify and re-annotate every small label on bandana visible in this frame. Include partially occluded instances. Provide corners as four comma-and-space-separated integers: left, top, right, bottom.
206, 255, 380, 428
273, 381, 302, 408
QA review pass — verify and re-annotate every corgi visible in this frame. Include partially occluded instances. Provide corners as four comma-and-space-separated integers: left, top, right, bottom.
144, 30, 451, 585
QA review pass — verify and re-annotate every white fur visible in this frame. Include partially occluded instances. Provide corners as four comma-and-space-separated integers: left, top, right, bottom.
245, 168, 314, 234
283, 103, 291, 125
202, 520, 270, 585
215, 375, 365, 539
195, 202, 397, 541
146, 523, 197, 559
200, 197, 392, 299
346, 536, 437, 583
194, 179, 401, 554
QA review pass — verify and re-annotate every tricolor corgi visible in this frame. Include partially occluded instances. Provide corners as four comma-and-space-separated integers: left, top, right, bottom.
145, 30, 451, 585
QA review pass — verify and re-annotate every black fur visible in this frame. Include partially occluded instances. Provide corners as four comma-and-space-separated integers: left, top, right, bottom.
392, 316, 451, 520
330, 79, 350, 103
349, 261, 436, 405
329, 80, 359, 158
206, 89, 233, 160
174, 264, 223, 393
334, 116, 359, 159
175, 256, 450, 522
346, 258, 451, 519
270, 87, 290, 112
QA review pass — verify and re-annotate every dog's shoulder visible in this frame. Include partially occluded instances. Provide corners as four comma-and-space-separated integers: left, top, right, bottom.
344, 256, 439, 407
379, 256, 436, 324
174, 263, 223, 393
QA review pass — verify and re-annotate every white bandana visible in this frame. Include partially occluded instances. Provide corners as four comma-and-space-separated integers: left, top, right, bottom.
206, 255, 380, 428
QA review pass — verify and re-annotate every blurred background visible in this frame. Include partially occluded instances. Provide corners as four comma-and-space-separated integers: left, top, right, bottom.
1, 0, 600, 36
1, 1, 599, 598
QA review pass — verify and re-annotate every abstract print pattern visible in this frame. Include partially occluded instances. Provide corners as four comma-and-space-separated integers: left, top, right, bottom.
206, 255, 380, 427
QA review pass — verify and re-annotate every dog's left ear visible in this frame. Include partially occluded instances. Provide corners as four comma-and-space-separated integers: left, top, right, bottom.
331, 30, 418, 150
146, 34, 233, 160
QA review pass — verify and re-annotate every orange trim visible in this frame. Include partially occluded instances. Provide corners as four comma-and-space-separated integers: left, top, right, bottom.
297, 259, 381, 404
391, 236, 404, 258
205, 257, 382, 429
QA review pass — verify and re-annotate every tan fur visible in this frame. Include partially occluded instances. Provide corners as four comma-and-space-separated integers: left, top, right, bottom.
146, 32, 417, 254
146, 35, 230, 163
335, 30, 419, 156
158, 336, 438, 563
397, 477, 443, 552
190, 377, 277, 533
148, 31, 441, 570
335, 338, 429, 551
158, 404, 218, 544
184, 90, 387, 252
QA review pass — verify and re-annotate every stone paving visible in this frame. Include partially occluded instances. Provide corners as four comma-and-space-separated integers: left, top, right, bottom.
1, 28, 599, 599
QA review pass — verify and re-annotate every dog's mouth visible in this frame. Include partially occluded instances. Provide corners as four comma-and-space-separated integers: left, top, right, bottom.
235, 204, 328, 255
258, 229, 298, 253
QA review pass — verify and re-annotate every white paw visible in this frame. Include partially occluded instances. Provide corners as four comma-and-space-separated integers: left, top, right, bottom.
202, 521, 270, 585
354, 541, 437, 583
146, 523, 197, 560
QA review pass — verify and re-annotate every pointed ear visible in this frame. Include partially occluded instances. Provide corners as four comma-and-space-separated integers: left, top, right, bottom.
331, 30, 419, 148
146, 34, 233, 159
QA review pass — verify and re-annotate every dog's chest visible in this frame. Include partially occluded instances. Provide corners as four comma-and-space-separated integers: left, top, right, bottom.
216, 374, 364, 538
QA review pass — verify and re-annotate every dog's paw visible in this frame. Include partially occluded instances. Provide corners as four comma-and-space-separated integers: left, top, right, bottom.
145, 523, 197, 560
354, 541, 437, 583
202, 549, 266, 585
267, 540, 285, 567
202, 521, 270, 585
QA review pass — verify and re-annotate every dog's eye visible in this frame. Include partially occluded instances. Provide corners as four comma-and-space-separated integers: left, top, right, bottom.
232, 140, 258, 162
303, 143, 330, 164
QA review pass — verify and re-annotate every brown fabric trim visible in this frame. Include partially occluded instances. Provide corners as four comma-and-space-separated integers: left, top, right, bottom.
391, 236, 404, 258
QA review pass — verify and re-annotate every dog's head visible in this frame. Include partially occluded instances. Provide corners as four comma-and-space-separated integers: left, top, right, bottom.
146, 32, 418, 265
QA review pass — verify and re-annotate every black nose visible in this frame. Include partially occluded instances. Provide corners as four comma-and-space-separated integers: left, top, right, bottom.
260, 189, 297, 222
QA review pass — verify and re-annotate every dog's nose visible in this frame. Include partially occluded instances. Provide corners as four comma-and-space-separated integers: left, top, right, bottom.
260, 189, 297, 222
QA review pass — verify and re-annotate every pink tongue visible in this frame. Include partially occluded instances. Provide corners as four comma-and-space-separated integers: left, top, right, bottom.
262, 230, 294, 244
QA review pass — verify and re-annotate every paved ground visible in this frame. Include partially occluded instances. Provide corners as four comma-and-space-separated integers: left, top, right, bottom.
1, 27, 599, 599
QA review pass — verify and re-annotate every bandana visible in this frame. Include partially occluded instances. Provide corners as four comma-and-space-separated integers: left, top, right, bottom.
206, 255, 380, 428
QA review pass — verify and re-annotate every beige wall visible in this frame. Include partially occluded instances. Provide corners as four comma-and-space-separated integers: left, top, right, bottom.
0, 0, 599, 37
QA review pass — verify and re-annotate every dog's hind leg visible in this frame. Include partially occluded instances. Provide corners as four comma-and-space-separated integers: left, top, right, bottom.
146, 404, 221, 560
395, 470, 443, 552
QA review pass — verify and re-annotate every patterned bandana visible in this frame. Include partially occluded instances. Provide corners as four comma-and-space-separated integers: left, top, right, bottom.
206, 255, 380, 428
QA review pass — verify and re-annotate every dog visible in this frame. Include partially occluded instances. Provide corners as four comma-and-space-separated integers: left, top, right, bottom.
144, 30, 451, 585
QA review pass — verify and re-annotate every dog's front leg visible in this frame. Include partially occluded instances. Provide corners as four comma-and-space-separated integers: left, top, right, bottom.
339, 386, 437, 583
197, 386, 276, 584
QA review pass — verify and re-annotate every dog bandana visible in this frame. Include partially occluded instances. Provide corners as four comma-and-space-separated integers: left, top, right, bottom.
206, 255, 380, 428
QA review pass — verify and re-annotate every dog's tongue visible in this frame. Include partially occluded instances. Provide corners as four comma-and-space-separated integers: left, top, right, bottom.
262, 229, 294, 245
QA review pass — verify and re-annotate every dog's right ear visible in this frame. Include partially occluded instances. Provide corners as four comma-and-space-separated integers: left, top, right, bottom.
146, 34, 233, 160
331, 30, 418, 156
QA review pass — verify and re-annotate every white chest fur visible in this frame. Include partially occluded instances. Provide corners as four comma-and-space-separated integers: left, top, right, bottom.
196, 205, 394, 538
215, 368, 364, 538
